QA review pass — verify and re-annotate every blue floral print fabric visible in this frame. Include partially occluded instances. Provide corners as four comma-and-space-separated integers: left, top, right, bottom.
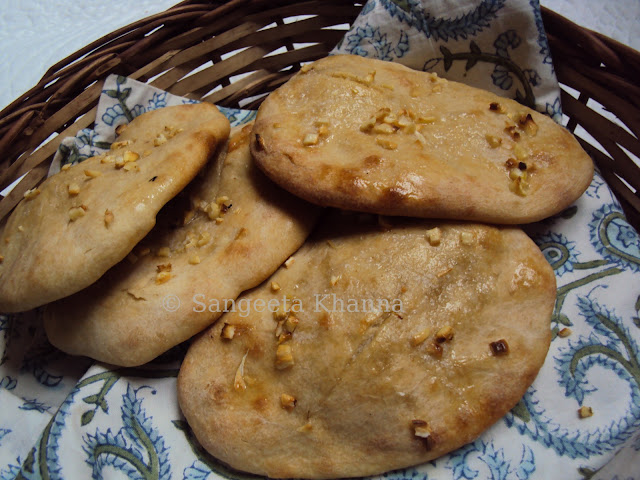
332, 0, 562, 121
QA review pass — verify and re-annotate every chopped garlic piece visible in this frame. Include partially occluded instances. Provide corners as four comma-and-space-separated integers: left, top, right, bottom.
435, 325, 454, 343
360, 117, 377, 132
489, 102, 507, 113
273, 305, 288, 321
485, 134, 502, 148
557, 327, 572, 338
221, 323, 235, 340
275, 344, 294, 370
489, 339, 510, 356
303, 133, 319, 146
364, 70, 376, 84
68, 206, 86, 221
372, 123, 395, 135
414, 130, 427, 145
513, 144, 529, 161
197, 232, 211, 247
23, 188, 40, 200
124, 151, 140, 163
122, 161, 139, 172
271, 282, 281, 292
417, 115, 437, 124
111, 140, 132, 149
376, 137, 397, 150
205, 202, 221, 220
412, 420, 432, 438
156, 271, 171, 284
284, 257, 295, 268
283, 315, 299, 333
280, 394, 297, 411
504, 125, 521, 141
68, 183, 80, 196
104, 209, 114, 227
154, 133, 168, 146
189, 255, 201, 265
411, 328, 431, 346
297, 423, 313, 433
460, 232, 475, 246
426, 227, 441, 246
578, 406, 593, 418
84, 169, 101, 178
61, 164, 71, 171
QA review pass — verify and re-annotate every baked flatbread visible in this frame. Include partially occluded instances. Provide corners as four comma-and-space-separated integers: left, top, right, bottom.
44, 124, 321, 367
0, 103, 230, 312
251, 54, 593, 224
178, 213, 556, 478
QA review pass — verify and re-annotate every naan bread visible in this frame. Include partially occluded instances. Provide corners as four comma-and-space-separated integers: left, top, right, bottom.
44, 124, 321, 367
0, 103, 230, 312
178, 213, 555, 478
251, 54, 593, 224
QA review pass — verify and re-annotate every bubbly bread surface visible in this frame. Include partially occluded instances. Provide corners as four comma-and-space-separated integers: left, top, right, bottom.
178, 213, 556, 478
251, 54, 594, 224
0, 103, 230, 312
44, 124, 320, 366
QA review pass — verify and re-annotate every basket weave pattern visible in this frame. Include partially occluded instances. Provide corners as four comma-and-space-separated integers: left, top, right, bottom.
0, 0, 638, 228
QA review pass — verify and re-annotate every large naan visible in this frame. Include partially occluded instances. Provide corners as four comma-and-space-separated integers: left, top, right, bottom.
0, 103, 230, 312
44, 124, 321, 366
251, 54, 593, 224
178, 213, 556, 478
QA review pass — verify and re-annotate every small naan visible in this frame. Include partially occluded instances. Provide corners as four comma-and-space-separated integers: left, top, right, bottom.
178, 213, 555, 478
44, 124, 321, 366
0, 103, 230, 312
251, 55, 593, 224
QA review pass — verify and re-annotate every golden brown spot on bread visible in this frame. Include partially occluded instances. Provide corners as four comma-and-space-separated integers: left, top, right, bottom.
334, 168, 369, 195
224, 241, 251, 258
381, 186, 410, 207
317, 312, 334, 329
206, 382, 227, 404
252, 396, 269, 412
363, 155, 382, 167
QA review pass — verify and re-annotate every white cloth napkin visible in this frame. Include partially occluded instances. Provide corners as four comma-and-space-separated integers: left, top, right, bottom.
2, 1, 640, 478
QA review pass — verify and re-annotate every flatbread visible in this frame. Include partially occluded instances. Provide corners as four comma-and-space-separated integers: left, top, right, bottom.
44, 124, 321, 367
0, 103, 230, 312
251, 54, 593, 224
178, 213, 556, 478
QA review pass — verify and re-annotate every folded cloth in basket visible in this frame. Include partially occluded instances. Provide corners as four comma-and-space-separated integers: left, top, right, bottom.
332, 0, 562, 121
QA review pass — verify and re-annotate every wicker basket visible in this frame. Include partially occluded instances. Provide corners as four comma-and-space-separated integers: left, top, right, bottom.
0, 0, 638, 229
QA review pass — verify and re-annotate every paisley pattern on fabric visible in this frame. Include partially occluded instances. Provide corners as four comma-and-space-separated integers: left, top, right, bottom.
332, 0, 562, 120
